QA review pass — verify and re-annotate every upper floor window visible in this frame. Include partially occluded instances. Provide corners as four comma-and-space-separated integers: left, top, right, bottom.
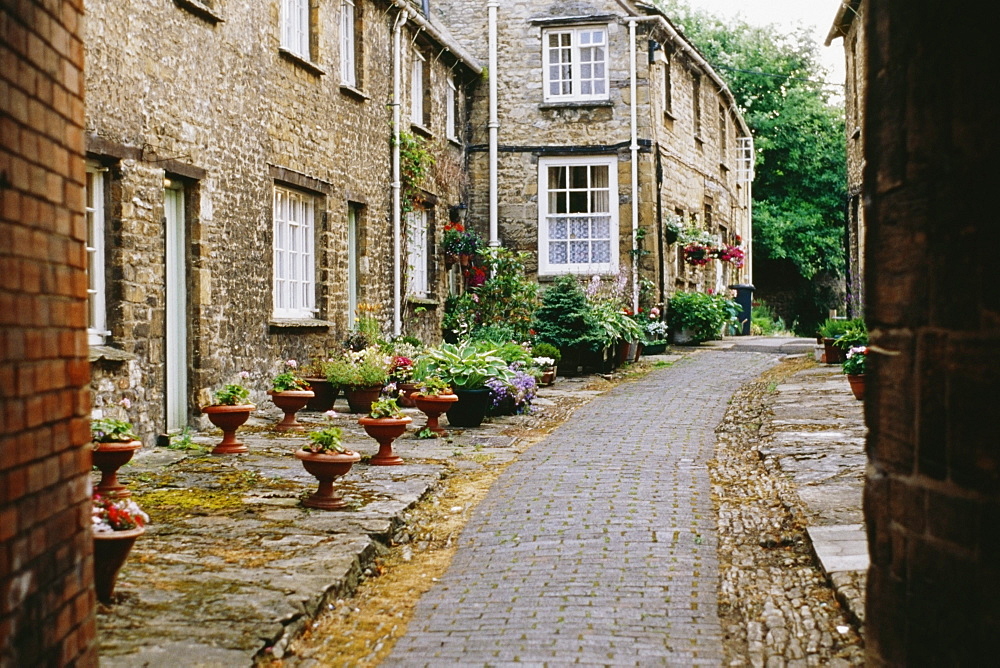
273, 185, 317, 319
661, 51, 673, 115
410, 48, 431, 128
538, 155, 618, 275
446, 76, 459, 141
340, 0, 358, 86
281, 0, 312, 61
543, 26, 608, 103
85, 162, 109, 345
693, 74, 703, 138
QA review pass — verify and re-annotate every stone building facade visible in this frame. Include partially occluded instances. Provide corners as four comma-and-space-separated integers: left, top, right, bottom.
1, 1, 97, 665
826, 0, 865, 318
433, 0, 753, 309
83, 0, 480, 441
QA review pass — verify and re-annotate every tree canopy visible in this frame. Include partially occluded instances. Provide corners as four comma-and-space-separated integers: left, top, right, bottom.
653, 1, 847, 280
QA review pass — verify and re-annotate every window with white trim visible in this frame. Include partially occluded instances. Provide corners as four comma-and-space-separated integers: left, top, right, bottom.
273, 185, 317, 319
281, 0, 312, 61
543, 26, 608, 102
538, 156, 618, 274
446, 76, 459, 141
410, 48, 431, 128
85, 162, 109, 345
406, 208, 429, 297
340, 0, 357, 85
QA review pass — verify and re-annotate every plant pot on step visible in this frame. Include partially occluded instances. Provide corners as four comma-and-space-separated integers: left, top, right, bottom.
93, 525, 144, 604
303, 378, 338, 412
447, 388, 492, 428
201, 404, 255, 454
344, 385, 383, 414
268, 390, 314, 431
91, 440, 143, 498
294, 449, 361, 509
846, 374, 866, 401
539, 367, 557, 386
397, 382, 419, 408
412, 393, 459, 435
642, 341, 668, 356
824, 338, 845, 364
358, 415, 412, 465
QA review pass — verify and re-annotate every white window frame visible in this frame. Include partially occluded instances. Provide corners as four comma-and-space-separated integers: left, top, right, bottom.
542, 25, 609, 103
85, 162, 109, 345
273, 185, 317, 319
446, 76, 458, 141
538, 155, 618, 276
410, 48, 426, 127
340, 0, 356, 85
406, 208, 429, 297
281, 0, 311, 61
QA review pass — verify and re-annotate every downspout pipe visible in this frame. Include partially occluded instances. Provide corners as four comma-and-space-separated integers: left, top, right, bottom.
391, 8, 407, 337
488, 0, 500, 246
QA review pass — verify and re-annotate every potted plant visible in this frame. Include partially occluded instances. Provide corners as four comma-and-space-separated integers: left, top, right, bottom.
485, 367, 537, 417
842, 345, 868, 400
417, 341, 514, 428
667, 291, 739, 344
530, 276, 605, 377
531, 342, 561, 384
640, 307, 669, 355
294, 412, 361, 509
410, 375, 458, 436
326, 346, 392, 413
358, 396, 412, 466
300, 358, 339, 412
201, 372, 255, 455
391, 355, 418, 407
267, 360, 314, 431
442, 221, 483, 266
90, 415, 142, 499
818, 318, 853, 363
92, 492, 149, 603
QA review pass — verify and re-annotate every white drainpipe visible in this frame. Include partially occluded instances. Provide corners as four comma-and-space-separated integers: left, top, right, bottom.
488, 0, 499, 246
392, 8, 407, 336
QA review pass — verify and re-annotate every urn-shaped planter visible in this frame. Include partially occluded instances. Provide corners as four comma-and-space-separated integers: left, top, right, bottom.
446, 388, 492, 428
303, 378, 338, 412
358, 415, 412, 465
91, 440, 143, 498
294, 449, 361, 509
412, 393, 459, 435
344, 385, 383, 414
268, 390, 314, 431
93, 525, 144, 604
201, 404, 255, 454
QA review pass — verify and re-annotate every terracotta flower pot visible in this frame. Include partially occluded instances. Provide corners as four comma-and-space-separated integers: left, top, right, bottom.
412, 393, 458, 435
202, 404, 255, 454
824, 338, 845, 364
847, 374, 866, 401
344, 385, 383, 414
358, 415, 412, 466
268, 390, 314, 431
540, 367, 557, 386
91, 440, 143, 498
303, 378, 338, 412
397, 382, 419, 408
294, 449, 361, 510
93, 525, 144, 603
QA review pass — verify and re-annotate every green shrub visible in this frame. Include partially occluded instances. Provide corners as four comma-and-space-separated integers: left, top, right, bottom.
667, 291, 740, 344
750, 300, 788, 336
531, 342, 562, 365
531, 276, 605, 353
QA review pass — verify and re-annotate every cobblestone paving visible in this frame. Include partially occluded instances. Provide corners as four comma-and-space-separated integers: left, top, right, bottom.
387, 351, 777, 666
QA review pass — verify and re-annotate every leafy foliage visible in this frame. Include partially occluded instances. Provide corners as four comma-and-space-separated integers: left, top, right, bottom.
667, 291, 740, 343
530, 276, 605, 353
397, 130, 435, 214
91, 418, 138, 443
417, 341, 514, 390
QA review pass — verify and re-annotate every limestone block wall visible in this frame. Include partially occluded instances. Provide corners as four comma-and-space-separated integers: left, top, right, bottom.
84, 0, 473, 438
1, 0, 97, 664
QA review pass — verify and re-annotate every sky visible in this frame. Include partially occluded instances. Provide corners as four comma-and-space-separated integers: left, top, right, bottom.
687, 0, 847, 88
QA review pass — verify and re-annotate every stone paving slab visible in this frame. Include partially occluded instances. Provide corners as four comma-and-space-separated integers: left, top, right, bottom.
386, 351, 777, 666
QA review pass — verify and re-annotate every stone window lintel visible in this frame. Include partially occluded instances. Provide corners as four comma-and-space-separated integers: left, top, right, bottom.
173, 0, 224, 24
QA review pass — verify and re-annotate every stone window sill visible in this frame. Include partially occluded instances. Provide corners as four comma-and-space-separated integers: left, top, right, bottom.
410, 123, 433, 139
407, 296, 439, 308
278, 49, 326, 77
269, 318, 334, 330
340, 84, 369, 101
539, 100, 614, 110
174, 0, 223, 23
89, 346, 137, 363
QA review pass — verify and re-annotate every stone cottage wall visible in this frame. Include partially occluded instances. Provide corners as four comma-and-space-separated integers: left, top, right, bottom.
84, 0, 473, 439
1, 0, 97, 664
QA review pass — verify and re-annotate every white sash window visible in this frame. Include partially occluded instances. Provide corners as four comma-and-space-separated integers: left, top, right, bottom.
543, 26, 609, 103
273, 186, 316, 319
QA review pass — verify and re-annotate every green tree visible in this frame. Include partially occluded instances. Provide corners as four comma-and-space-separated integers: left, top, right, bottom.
654, 1, 847, 328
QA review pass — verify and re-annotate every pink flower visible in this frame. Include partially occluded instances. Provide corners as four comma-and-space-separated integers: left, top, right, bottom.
239, 370, 250, 380
286, 359, 298, 368
119, 398, 131, 409
324, 410, 338, 419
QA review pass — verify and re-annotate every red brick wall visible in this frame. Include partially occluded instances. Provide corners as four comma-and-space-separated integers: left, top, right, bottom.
0, 1, 96, 665
864, 1, 1000, 664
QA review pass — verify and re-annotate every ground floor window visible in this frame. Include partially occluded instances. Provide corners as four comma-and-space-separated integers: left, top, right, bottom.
538, 155, 618, 275
273, 185, 317, 319
85, 162, 108, 345
406, 208, 429, 297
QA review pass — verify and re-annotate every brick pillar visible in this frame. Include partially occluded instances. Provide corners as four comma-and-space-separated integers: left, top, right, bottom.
863, 1, 1000, 664
0, 1, 96, 666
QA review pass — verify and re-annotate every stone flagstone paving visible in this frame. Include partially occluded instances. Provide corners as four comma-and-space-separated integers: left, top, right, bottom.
386, 351, 777, 666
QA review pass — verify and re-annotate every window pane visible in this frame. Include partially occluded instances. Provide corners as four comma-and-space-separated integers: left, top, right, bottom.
569, 165, 588, 189
549, 218, 567, 240
592, 240, 611, 263
569, 217, 589, 240
549, 240, 568, 264
570, 240, 590, 263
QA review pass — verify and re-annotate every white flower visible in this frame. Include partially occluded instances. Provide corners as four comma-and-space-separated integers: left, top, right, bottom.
239, 370, 250, 380
119, 398, 132, 409
286, 359, 298, 368
532, 356, 555, 367
324, 410, 338, 419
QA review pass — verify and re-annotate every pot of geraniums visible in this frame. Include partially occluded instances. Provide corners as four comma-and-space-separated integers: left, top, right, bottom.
92, 492, 149, 603
300, 357, 339, 412
90, 414, 142, 499
267, 360, 314, 431
358, 396, 412, 466
201, 372, 255, 455
842, 345, 868, 401
418, 341, 514, 428
326, 346, 392, 413
641, 307, 669, 355
410, 375, 458, 436
294, 411, 361, 510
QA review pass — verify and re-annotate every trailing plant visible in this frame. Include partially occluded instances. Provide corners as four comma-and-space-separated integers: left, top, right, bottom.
368, 396, 405, 419
397, 130, 435, 214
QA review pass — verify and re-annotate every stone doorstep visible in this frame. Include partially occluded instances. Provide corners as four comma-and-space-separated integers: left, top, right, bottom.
806, 524, 869, 575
